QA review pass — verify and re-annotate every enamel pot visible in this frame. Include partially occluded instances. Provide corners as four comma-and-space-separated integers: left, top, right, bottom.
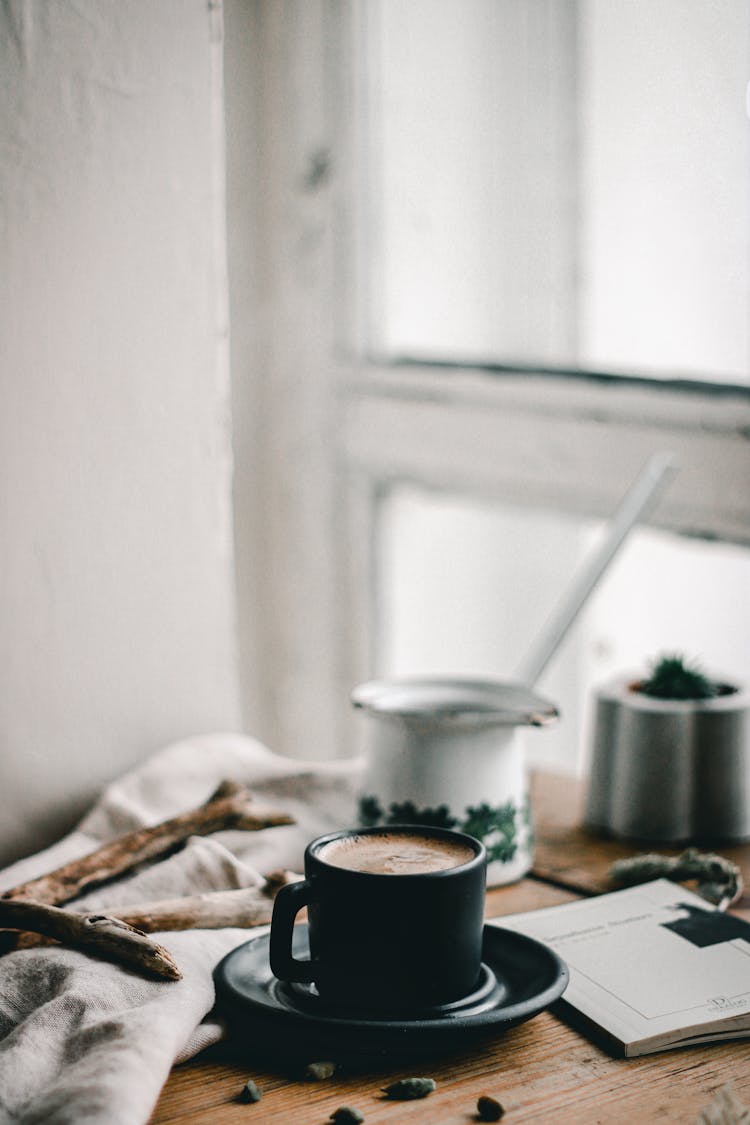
351, 676, 558, 887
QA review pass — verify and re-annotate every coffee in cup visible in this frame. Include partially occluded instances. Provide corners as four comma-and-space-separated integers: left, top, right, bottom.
316, 829, 476, 875
269, 825, 487, 1012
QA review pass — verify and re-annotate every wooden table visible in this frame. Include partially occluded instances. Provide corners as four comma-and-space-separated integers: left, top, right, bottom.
150, 773, 750, 1124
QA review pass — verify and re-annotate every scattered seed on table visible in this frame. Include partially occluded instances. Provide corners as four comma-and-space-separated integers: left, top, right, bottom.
304, 1060, 338, 1080
238, 1078, 262, 1104
330, 1108, 365, 1124
381, 1077, 437, 1100
477, 1094, 505, 1121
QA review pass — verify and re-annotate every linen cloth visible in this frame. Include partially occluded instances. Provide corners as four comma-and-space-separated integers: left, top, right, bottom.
0, 733, 361, 1125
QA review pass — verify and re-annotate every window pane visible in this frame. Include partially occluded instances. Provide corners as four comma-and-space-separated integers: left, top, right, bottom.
364, 0, 750, 382
377, 485, 750, 773
579, 0, 750, 380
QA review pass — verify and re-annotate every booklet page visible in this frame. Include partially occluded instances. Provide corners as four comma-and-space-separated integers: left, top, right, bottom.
493, 879, 750, 1053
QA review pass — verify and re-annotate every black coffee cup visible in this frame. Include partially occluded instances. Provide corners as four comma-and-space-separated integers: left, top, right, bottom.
269, 824, 487, 1012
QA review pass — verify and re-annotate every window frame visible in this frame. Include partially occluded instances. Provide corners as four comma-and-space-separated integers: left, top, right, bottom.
225, 0, 750, 765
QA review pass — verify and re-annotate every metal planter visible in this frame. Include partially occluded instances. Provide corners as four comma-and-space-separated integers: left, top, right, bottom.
585, 675, 750, 843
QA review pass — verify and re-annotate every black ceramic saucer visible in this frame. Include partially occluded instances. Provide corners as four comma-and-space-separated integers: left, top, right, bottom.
213, 924, 568, 1061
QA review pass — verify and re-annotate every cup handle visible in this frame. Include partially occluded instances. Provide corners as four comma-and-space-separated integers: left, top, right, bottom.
269, 878, 316, 983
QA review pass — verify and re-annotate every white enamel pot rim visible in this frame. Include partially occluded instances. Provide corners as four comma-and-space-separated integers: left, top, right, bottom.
350, 675, 559, 730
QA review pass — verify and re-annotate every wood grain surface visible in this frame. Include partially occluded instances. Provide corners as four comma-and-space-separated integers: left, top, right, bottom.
149, 772, 750, 1124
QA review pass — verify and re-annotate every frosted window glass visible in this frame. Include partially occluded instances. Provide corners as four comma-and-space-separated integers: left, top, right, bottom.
378, 485, 750, 773
366, 0, 750, 382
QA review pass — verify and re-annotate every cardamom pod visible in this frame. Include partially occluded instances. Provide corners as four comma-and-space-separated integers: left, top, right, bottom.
477, 1094, 505, 1121
381, 1077, 437, 1100
238, 1078, 262, 1104
304, 1060, 337, 1081
330, 1108, 365, 1124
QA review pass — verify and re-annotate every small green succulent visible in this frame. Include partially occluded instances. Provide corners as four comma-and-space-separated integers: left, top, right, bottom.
638, 653, 718, 701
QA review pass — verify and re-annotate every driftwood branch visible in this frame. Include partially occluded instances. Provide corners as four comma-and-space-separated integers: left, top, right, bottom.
116, 869, 299, 932
2, 780, 294, 907
609, 848, 743, 908
1, 870, 299, 954
0, 782, 297, 979
0, 899, 181, 980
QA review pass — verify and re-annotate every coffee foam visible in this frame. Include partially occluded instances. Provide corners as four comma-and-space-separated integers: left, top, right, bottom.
317, 831, 475, 875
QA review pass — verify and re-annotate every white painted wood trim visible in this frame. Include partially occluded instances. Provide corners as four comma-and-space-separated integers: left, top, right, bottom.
343, 364, 750, 545
226, 0, 361, 762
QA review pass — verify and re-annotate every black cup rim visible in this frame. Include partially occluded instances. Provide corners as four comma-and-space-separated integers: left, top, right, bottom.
306, 823, 487, 879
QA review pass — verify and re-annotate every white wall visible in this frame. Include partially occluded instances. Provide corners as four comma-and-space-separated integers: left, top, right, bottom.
0, 0, 241, 865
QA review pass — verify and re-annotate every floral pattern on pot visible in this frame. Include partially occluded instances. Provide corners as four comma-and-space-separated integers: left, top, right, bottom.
359, 794, 525, 865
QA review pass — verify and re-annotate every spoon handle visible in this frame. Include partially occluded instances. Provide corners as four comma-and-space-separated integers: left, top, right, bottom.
516, 451, 678, 687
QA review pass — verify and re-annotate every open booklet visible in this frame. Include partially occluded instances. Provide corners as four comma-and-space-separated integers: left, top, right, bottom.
492, 878, 750, 1057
